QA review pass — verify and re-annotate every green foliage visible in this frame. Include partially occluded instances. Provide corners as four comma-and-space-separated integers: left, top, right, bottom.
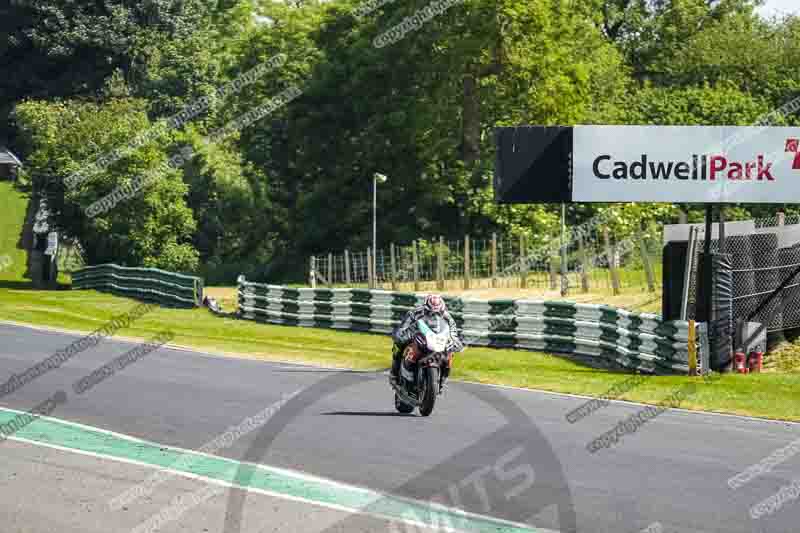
0, 0, 225, 139
4, 0, 800, 283
0, 182, 31, 282
14, 98, 198, 272
623, 83, 773, 125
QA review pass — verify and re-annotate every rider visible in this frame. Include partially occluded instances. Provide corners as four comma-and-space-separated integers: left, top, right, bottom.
390, 294, 463, 389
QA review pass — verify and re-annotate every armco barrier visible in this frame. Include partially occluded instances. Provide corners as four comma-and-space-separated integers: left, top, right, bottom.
237, 277, 689, 374
72, 264, 203, 308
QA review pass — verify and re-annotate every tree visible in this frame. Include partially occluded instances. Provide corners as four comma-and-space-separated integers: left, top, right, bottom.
0, 0, 246, 140
15, 98, 199, 272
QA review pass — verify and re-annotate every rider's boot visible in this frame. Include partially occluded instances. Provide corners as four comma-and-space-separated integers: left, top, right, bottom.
390, 344, 401, 384
440, 364, 450, 394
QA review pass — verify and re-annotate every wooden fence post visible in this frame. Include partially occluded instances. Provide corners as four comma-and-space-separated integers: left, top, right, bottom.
310, 256, 316, 288
367, 248, 373, 289
579, 236, 590, 293
549, 254, 558, 291
327, 253, 334, 288
639, 232, 656, 293
437, 236, 445, 291
519, 234, 527, 289
491, 233, 498, 288
344, 249, 351, 285
413, 240, 420, 292
464, 235, 471, 290
390, 243, 397, 291
604, 227, 621, 295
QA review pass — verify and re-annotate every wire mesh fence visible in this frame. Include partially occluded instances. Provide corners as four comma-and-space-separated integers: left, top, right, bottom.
309, 227, 662, 296
686, 214, 800, 332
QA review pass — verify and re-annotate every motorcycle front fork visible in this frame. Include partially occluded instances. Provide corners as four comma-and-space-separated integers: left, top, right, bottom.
392, 346, 451, 391
391, 345, 403, 376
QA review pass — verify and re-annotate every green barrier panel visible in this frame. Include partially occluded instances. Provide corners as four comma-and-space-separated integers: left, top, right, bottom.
72, 264, 203, 308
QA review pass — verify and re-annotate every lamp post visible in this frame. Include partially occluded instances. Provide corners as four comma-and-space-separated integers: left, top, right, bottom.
373, 173, 388, 286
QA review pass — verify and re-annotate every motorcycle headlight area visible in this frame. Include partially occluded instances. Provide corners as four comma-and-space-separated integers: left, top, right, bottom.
429, 334, 449, 353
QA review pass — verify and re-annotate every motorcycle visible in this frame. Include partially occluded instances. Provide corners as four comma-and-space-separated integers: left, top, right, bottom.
391, 315, 454, 416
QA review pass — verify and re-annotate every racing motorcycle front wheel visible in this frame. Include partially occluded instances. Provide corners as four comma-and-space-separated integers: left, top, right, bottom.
418, 366, 439, 417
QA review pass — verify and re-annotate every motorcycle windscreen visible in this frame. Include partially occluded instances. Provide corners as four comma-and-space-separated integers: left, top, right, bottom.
419, 315, 448, 335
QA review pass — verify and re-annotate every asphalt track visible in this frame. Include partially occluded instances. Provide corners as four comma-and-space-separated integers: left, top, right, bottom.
1, 322, 799, 533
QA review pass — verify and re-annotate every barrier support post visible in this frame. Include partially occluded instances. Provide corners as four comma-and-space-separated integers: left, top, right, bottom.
560, 203, 568, 297
345, 249, 351, 285
367, 248, 373, 289
390, 243, 397, 291
491, 233, 498, 288
519, 234, 527, 289
414, 240, 421, 292
639, 231, 656, 293
327, 253, 334, 288
604, 227, 621, 296
579, 236, 590, 293
464, 235, 471, 290
437, 237, 445, 291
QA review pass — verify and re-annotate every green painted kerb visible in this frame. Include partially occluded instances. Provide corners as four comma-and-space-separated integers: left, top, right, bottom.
0, 408, 540, 533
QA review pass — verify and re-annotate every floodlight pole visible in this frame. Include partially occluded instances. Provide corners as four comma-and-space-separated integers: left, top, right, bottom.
373, 173, 388, 284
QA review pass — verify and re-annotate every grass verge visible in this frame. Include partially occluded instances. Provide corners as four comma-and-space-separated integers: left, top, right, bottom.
1, 287, 799, 421
0, 181, 31, 283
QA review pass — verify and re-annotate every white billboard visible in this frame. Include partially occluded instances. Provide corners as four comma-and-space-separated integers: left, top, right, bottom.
572, 126, 800, 203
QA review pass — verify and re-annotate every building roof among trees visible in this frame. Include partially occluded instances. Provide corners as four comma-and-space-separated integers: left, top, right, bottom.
0, 148, 22, 166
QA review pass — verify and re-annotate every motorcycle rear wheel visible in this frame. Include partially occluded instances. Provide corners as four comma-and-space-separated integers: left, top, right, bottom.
419, 367, 439, 417
394, 393, 414, 414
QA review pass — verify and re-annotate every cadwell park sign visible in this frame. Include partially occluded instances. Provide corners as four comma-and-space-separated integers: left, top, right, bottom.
495, 125, 800, 204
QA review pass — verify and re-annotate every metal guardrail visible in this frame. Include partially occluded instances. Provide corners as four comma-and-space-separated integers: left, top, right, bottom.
237, 277, 689, 374
72, 264, 203, 308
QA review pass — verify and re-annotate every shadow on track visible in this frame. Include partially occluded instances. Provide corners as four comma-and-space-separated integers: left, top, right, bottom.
321, 411, 416, 417
272, 368, 389, 374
